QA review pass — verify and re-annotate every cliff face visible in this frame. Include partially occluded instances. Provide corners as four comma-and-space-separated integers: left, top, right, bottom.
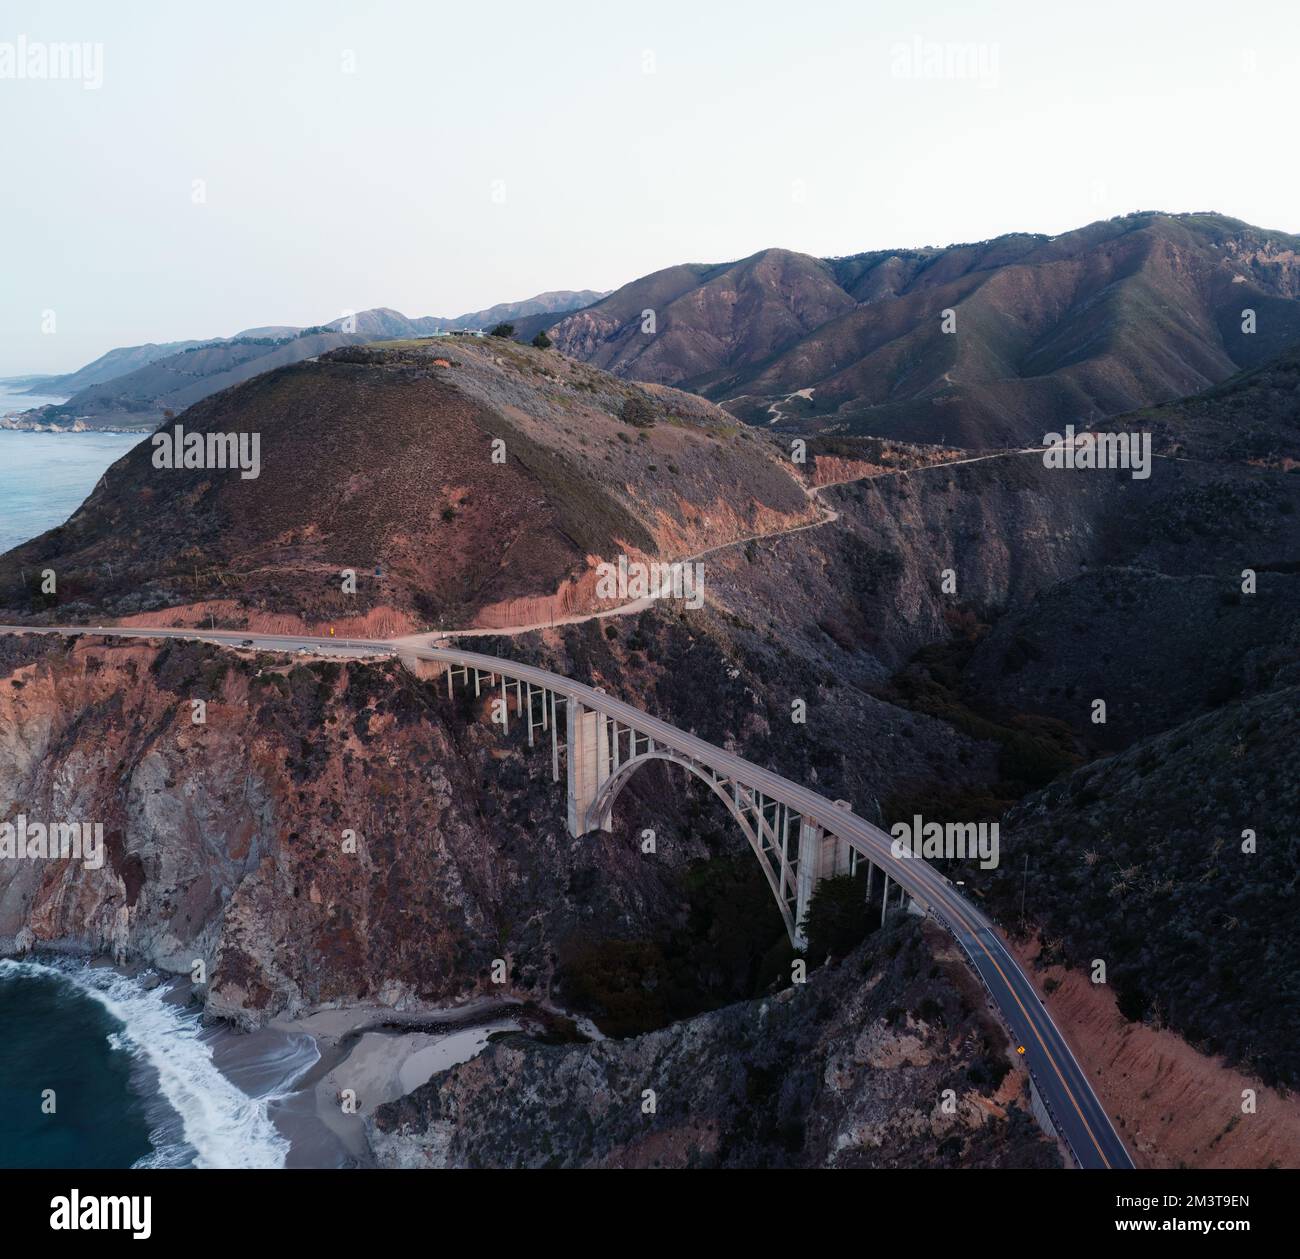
367, 918, 1061, 1169
0, 599, 1003, 1027
0, 630, 1067, 1170
0, 633, 722, 1025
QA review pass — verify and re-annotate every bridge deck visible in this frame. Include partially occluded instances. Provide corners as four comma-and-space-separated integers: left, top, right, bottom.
0, 623, 1134, 1170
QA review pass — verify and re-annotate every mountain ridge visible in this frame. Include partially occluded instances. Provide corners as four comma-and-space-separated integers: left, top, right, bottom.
543, 212, 1300, 447
3, 289, 609, 426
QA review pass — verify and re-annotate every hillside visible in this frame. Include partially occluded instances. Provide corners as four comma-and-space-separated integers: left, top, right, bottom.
941, 343, 1300, 750
421, 289, 607, 333
0, 338, 813, 634
2, 339, 214, 397
0, 629, 1061, 1170
545, 250, 855, 392
37, 329, 372, 429
369, 918, 1059, 1169
545, 213, 1300, 447
754, 355, 1300, 1097
982, 685, 1300, 1090
0, 631, 778, 1018
1096, 340, 1300, 466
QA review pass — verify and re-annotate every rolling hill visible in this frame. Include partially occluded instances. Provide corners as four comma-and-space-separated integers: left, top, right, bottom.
1095, 339, 1300, 467
33, 329, 372, 428
0, 337, 812, 634
1, 339, 215, 397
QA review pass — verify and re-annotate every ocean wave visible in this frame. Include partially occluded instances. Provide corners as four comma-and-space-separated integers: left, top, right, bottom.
0, 958, 317, 1169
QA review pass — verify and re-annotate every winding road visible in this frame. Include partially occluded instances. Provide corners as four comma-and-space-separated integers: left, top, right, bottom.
0, 618, 1133, 1170
0, 432, 1132, 1170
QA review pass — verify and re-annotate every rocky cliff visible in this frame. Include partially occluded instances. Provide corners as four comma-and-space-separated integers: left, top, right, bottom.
0, 633, 724, 1024
368, 917, 1061, 1169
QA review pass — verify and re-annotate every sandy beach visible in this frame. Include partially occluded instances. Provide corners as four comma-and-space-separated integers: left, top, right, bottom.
267, 997, 527, 1167
19, 956, 551, 1169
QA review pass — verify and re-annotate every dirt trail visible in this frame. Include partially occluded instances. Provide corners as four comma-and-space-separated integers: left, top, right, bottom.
397, 447, 1039, 648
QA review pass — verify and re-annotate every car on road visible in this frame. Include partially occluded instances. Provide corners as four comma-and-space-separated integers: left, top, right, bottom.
241, 639, 254, 647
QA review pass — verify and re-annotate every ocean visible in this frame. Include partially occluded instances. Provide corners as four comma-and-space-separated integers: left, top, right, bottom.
0, 392, 340, 1169
0, 386, 143, 553
0, 958, 319, 1169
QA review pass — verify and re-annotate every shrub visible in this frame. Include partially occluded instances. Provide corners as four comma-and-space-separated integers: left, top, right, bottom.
489, 322, 515, 338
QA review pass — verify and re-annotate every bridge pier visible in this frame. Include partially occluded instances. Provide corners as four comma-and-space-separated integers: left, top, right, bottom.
793, 818, 853, 950
550, 691, 560, 783
566, 701, 612, 836
431, 651, 897, 950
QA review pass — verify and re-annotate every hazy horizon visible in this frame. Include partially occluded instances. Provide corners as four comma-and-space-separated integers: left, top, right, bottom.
4, 0, 1297, 376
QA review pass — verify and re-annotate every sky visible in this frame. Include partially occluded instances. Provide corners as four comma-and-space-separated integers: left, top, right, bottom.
2, 0, 1298, 376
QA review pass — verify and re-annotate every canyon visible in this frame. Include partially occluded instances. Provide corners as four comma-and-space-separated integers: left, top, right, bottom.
2, 323, 1297, 1169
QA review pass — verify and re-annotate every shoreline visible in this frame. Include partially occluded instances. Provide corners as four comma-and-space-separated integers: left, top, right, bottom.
271, 999, 528, 1167
1, 950, 577, 1168
0, 419, 149, 434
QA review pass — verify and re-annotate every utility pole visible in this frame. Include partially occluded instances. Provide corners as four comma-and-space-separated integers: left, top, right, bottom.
1020, 853, 1029, 926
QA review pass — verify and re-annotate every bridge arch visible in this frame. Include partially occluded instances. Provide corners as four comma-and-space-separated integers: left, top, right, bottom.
586, 748, 800, 943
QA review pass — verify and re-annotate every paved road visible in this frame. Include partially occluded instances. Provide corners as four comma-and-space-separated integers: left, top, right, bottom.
398, 641, 1133, 1170
0, 623, 395, 658
0, 621, 1133, 1169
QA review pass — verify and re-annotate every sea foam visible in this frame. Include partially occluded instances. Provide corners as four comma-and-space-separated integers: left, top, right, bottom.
0, 958, 317, 1169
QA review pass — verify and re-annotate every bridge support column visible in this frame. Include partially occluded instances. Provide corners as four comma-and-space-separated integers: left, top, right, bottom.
550, 692, 560, 782
566, 701, 612, 836
793, 820, 853, 950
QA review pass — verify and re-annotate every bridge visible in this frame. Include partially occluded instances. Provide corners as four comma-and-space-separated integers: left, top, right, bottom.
0, 622, 1134, 1170
414, 643, 859, 948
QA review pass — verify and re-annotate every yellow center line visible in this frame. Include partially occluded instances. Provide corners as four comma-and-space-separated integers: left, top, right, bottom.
916, 870, 1113, 1169
35, 627, 1119, 1165
857, 834, 1113, 1168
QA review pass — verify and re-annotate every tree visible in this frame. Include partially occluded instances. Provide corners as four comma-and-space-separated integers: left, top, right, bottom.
800, 874, 870, 959
531, 330, 552, 349
619, 394, 656, 428
489, 322, 515, 338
